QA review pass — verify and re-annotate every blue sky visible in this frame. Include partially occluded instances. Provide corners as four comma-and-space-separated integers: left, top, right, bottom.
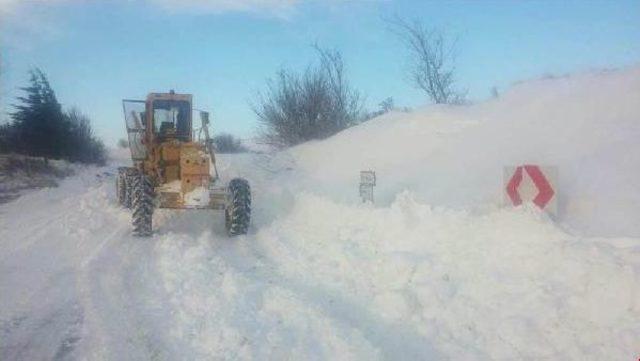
1, 0, 639, 146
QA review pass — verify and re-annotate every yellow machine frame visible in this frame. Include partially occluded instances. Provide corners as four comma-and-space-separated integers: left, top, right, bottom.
136, 92, 225, 209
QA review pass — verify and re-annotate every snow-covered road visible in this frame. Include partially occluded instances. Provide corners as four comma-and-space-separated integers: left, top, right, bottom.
0, 163, 165, 359
0, 154, 435, 360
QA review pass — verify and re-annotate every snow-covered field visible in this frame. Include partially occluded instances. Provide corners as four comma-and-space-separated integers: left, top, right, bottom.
1, 67, 639, 360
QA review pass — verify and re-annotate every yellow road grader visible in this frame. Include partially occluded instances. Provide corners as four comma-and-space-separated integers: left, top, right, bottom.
116, 91, 251, 236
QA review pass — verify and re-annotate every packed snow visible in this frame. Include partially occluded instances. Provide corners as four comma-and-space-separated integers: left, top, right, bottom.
1, 67, 639, 360
184, 186, 211, 207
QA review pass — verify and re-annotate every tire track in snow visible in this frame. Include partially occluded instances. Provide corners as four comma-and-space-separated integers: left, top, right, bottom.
221, 238, 441, 360
0, 170, 106, 360
72, 168, 178, 360
1, 163, 174, 360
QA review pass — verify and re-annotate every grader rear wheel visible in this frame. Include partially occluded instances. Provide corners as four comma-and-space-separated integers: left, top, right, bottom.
225, 178, 251, 236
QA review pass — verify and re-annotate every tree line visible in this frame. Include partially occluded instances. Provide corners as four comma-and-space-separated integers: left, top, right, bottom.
0, 68, 106, 165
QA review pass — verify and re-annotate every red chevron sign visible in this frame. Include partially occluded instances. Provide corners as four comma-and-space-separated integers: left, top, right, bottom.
506, 165, 555, 209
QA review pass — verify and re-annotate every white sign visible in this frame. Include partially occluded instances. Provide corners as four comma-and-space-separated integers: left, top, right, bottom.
360, 170, 376, 203
360, 171, 376, 186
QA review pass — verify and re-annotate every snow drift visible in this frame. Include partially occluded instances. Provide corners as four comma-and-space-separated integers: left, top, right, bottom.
162, 66, 640, 359
287, 66, 640, 237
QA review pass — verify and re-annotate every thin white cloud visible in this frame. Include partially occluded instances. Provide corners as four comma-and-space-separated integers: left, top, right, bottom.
0, 0, 302, 52
1, 0, 27, 17
0, 0, 76, 18
0, 0, 20, 16
0, 1, 73, 52
0, 0, 300, 19
146, 0, 299, 17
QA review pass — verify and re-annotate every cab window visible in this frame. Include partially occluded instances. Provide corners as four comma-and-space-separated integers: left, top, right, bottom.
152, 100, 191, 140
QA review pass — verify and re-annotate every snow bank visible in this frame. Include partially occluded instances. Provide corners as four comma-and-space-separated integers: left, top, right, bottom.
254, 192, 639, 360
147, 66, 638, 359
287, 67, 640, 237
155, 190, 639, 360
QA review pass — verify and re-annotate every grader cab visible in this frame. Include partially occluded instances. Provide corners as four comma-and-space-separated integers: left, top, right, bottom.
116, 91, 251, 236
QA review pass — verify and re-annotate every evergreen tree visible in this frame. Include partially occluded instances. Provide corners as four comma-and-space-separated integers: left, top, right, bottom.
65, 107, 106, 164
11, 68, 66, 160
5, 68, 106, 165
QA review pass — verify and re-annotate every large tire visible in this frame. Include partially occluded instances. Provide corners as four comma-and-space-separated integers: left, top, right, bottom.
225, 178, 251, 236
123, 168, 135, 209
116, 167, 135, 208
132, 172, 154, 237
116, 168, 127, 206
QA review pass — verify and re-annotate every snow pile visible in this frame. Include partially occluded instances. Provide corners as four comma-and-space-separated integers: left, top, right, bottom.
154, 189, 639, 360
255, 192, 639, 359
162, 66, 640, 358
184, 186, 210, 207
287, 67, 640, 237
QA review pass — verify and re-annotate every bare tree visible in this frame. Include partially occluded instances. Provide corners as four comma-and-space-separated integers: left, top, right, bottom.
490, 86, 499, 99
389, 17, 466, 105
253, 45, 363, 148
213, 133, 246, 153
379, 97, 394, 113
313, 44, 363, 131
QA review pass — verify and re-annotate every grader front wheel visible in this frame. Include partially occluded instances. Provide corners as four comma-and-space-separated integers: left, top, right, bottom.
116, 167, 136, 208
132, 172, 154, 237
116, 168, 127, 206
225, 178, 251, 236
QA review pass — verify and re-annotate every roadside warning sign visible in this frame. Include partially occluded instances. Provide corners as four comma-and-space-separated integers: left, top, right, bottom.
360, 170, 376, 203
504, 165, 557, 215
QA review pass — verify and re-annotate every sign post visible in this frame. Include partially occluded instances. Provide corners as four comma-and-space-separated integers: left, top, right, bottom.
360, 170, 376, 203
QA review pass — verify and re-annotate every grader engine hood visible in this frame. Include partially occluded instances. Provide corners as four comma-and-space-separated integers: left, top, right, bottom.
180, 144, 208, 186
